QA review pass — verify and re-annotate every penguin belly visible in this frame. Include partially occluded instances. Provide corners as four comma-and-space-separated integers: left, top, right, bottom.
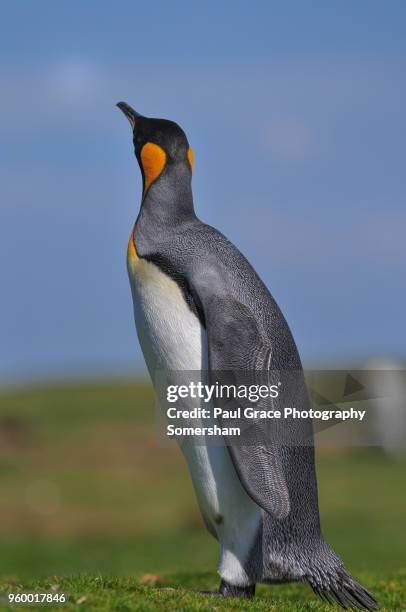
128, 253, 263, 585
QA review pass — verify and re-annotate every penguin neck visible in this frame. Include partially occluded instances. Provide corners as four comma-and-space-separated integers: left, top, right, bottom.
135, 164, 197, 255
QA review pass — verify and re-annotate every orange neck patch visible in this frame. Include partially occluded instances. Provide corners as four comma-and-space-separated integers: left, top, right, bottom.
127, 225, 138, 261
140, 142, 167, 192
187, 147, 194, 170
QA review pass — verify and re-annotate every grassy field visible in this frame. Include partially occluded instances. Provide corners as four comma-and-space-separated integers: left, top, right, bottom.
0, 380, 405, 610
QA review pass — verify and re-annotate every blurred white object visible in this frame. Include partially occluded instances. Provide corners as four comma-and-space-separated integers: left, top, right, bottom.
367, 359, 406, 455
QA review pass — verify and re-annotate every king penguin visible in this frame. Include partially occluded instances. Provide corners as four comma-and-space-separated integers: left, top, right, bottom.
117, 101, 377, 609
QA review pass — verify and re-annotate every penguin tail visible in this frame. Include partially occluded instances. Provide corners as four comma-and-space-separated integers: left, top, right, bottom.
304, 543, 378, 610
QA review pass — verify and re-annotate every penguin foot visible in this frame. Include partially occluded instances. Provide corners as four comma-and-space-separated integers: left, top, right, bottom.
201, 579, 256, 599
219, 579, 256, 598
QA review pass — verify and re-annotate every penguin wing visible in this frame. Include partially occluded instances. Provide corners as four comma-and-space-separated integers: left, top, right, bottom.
190, 270, 291, 519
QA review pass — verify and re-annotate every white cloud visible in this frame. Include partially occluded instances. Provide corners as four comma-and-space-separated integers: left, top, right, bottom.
230, 206, 406, 266
1, 57, 404, 140
266, 118, 313, 161
52, 59, 101, 103
361, 214, 406, 259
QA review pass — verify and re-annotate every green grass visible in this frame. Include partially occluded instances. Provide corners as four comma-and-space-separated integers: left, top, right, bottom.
0, 571, 405, 611
0, 380, 405, 610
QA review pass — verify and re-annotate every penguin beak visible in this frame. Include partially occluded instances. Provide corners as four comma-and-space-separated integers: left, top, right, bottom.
116, 101, 140, 129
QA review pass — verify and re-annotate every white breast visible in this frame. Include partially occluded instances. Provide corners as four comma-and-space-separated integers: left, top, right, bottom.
127, 245, 262, 586
127, 253, 205, 374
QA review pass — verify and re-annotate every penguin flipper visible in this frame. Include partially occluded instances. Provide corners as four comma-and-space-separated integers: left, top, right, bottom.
194, 290, 291, 519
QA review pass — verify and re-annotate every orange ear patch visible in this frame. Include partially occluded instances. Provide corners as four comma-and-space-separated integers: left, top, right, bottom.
187, 147, 194, 170
140, 142, 167, 192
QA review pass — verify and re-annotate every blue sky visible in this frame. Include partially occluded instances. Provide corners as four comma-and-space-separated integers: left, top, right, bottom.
1, 1, 405, 383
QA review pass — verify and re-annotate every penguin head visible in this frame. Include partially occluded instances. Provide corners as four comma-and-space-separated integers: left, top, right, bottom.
117, 101, 194, 194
